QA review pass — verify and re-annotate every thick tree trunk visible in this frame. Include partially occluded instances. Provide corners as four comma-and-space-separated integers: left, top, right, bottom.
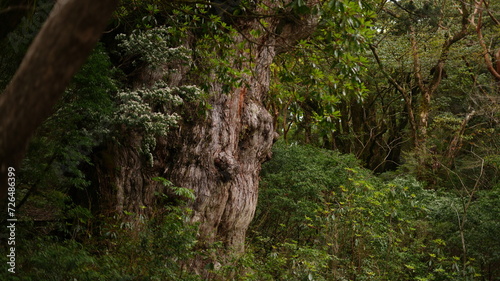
92, 1, 319, 275
408, 6, 470, 183
162, 29, 286, 273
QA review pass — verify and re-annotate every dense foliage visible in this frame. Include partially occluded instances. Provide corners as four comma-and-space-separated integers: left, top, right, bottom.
247, 143, 500, 280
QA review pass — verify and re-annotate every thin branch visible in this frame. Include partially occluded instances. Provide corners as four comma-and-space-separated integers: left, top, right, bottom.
483, 0, 500, 26
369, 44, 418, 140
473, 0, 500, 81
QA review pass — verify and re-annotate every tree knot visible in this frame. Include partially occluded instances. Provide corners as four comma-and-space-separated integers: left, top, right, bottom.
214, 152, 239, 182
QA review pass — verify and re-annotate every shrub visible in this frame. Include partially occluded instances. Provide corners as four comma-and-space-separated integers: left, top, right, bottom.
247, 142, 461, 280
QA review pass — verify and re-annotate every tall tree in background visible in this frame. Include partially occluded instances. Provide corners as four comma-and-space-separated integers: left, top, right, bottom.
379, 0, 499, 185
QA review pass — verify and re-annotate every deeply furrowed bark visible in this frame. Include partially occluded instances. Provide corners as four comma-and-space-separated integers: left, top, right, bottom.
93, 34, 277, 275
173, 46, 276, 251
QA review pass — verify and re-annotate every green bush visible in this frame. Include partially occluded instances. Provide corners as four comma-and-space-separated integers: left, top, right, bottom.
246, 142, 469, 281
252, 142, 367, 246
428, 185, 500, 280
0, 238, 98, 281
0, 204, 200, 280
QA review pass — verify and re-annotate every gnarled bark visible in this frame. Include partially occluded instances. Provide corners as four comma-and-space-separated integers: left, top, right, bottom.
92, 1, 320, 275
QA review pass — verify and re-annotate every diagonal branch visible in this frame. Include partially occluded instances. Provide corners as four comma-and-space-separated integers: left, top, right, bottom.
0, 0, 118, 202
473, 0, 500, 81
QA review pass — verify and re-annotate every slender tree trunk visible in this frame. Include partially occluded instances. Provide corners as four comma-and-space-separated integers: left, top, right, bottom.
411, 1, 470, 146
0, 0, 118, 204
445, 110, 476, 167
408, 4, 470, 182
369, 44, 418, 146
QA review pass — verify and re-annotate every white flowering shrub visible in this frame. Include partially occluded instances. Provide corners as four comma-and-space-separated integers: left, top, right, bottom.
115, 82, 201, 166
115, 28, 201, 166
116, 27, 190, 68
